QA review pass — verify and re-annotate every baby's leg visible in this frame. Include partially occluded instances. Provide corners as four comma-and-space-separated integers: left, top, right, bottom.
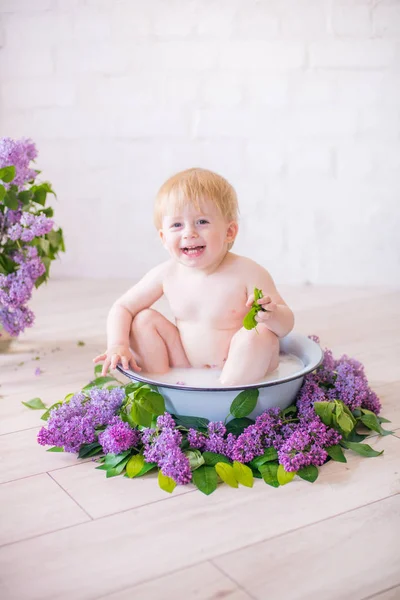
130, 309, 191, 373
220, 324, 279, 386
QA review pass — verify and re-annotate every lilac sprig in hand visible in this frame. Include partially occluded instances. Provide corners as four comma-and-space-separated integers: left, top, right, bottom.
243, 287, 277, 330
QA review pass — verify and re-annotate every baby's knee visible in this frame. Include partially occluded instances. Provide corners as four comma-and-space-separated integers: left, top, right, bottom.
231, 323, 278, 350
131, 308, 158, 332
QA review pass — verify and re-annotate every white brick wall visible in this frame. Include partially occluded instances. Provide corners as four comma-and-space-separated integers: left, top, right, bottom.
1, 0, 399, 286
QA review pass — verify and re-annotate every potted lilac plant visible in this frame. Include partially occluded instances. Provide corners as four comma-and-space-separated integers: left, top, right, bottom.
0, 137, 64, 348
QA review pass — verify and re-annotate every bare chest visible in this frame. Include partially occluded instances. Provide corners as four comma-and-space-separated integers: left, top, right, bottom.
163, 274, 248, 328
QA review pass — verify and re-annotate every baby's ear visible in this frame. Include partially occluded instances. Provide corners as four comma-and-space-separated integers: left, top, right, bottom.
226, 221, 239, 242
158, 229, 165, 245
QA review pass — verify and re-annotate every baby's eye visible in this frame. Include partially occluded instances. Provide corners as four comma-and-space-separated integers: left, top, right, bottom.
197, 219, 209, 225
171, 222, 182, 228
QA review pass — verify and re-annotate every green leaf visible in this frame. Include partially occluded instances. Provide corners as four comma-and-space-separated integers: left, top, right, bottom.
340, 402, 358, 426
22, 397, 47, 410
0, 185, 5, 201
126, 454, 145, 478
281, 405, 297, 419
184, 449, 205, 471
4, 191, 18, 210
135, 462, 157, 477
171, 414, 209, 431
158, 471, 176, 493
232, 461, 253, 487
82, 376, 117, 390
33, 187, 47, 206
124, 382, 142, 394
344, 429, 369, 443
105, 459, 129, 478
243, 288, 267, 330
250, 466, 262, 479
360, 413, 393, 436
104, 451, 131, 469
130, 402, 152, 427
0, 165, 16, 183
297, 465, 319, 483
230, 389, 259, 419
277, 464, 296, 485
342, 441, 384, 458
249, 447, 278, 469
78, 442, 102, 459
336, 411, 355, 434
138, 391, 165, 416
378, 416, 391, 424
95, 464, 108, 471
192, 465, 218, 495
243, 306, 258, 330
215, 462, 238, 488
18, 190, 32, 205
313, 401, 335, 426
46, 446, 64, 452
94, 364, 103, 376
225, 417, 255, 436
259, 462, 280, 487
38, 238, 50, 254
41, 401, 63, 421
326, 444, 347, 463
202, 452, 231, 466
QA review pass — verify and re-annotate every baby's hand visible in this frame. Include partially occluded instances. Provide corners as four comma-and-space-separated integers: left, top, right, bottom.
244, 288, 277, 330
93, 345, 141, 377
246, 294, 277, 322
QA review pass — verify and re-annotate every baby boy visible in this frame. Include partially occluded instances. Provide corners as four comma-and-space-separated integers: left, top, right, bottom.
94, 168, 294, 385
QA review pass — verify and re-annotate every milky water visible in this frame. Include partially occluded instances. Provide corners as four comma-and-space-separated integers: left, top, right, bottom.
138, 352, 304, 388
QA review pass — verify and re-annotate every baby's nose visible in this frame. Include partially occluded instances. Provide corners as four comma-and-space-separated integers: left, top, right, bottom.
183, 226, 198, 238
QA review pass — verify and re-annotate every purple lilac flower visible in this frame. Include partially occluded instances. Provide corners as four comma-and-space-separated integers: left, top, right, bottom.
37, 387, 124, 453
37, 414, 96, 453
228, 425, 263, 463
255, 407, 284, 447
0, 246, 47, 336
278, 427, 328, 472
159, 446, 192, 484
98, 417, 140, 454
156, 413, 176, 430
204, 432, 228, 454
0, 137, 37, 190
0, 260, 45, 310
143, 418, 191, 484
86, 387, 125, 425
296, 376, 327, 421
207, 421, 226, 436
0, 305, 35, 336
143, 426, 182, 463
326, 355, 381, 413
277, 416, 340, 472
361, 389, 381, 414
8, 213, 53, 242
187, 428, 207, 450
305, 417, 342, 447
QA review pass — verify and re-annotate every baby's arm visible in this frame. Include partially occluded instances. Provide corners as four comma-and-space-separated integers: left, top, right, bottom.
93, 261, 168, 375
246, 264, 294, 338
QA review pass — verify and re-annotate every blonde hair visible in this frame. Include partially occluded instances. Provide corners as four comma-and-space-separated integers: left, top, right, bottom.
154, 168, 239, 235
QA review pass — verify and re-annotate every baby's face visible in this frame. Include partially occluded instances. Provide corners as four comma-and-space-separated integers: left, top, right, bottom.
159, 199, 237, 270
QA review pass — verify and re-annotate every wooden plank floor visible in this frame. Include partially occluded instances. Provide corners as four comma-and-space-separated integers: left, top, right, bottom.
0, 280, 399, 600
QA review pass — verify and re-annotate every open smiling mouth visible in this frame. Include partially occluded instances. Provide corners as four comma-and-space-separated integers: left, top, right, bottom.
181, 245, 206, 256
